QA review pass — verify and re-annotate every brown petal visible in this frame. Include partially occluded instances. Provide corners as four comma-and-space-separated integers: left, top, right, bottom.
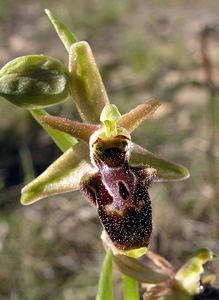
41, 115, 99, 143
117, 99, 161, 133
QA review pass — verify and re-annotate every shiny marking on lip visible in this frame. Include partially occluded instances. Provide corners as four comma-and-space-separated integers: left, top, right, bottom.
80, 162, 155, 251
118, 181, 129, 200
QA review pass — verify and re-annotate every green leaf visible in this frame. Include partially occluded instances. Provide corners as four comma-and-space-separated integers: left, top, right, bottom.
122, 274, 139, 300
45, 9, 77, 52
31, 109, 77, 152
96, 249, 114, 300
69, 41, 110, 123
21, 142, 94, 205
0, 55, 70, 109
130, 143, 190, 182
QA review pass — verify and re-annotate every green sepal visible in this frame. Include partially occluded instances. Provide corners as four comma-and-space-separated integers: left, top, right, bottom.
113, 254, 169, 284
21, 142, 94, 205
45, 9, 77, 52
69, 41, 109, 123
130, 143, 190, 182
0, 55, 70, 109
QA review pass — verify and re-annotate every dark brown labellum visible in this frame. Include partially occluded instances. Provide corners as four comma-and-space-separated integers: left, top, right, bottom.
81, 135, 156, 252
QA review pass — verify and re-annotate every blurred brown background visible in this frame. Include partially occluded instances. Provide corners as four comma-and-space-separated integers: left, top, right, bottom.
0, 0, 219, 299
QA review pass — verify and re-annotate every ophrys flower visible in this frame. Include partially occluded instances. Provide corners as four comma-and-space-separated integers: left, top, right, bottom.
0, 10, 189, 258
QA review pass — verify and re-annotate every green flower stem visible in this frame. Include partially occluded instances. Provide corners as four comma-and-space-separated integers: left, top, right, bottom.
19, 144, 35, 183
30, 109, 77, 152
96, 249, 114, 300
122, 274, 139, 300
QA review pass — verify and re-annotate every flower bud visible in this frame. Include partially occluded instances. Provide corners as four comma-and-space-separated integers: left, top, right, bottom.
175, 248, 214, 295
0, 55, 70, 109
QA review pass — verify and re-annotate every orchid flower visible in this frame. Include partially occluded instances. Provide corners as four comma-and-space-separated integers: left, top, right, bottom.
0, 10, 189, 259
